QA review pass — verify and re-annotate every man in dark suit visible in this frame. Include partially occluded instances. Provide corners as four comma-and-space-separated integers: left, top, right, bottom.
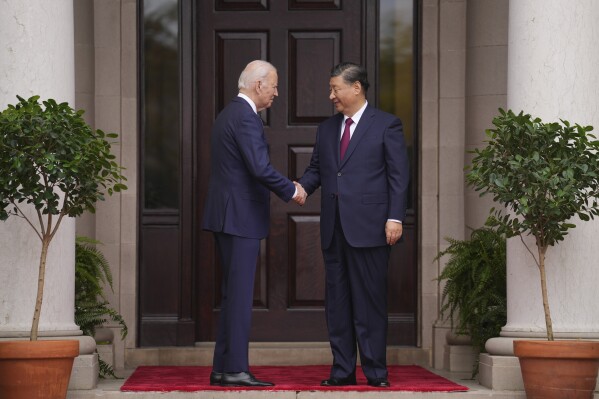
298, 62, 410, 388
202, 60, 306, 387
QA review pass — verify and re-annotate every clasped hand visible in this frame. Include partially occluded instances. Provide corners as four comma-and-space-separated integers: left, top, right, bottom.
293, 182, 307, 206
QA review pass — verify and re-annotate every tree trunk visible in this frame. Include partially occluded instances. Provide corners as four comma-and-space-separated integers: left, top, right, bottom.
30, 237, 51, 341
537, 245, 553, 340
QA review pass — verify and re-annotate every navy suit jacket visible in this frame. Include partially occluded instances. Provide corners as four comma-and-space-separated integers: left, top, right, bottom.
202, 97, 296, 239
299, 105, 410, 248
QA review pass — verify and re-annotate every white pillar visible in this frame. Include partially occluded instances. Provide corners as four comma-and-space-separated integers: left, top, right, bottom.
480, 0, 599, 389
505, 0, 599, 341
0, 1, 99, 389
0, 0, 81, 338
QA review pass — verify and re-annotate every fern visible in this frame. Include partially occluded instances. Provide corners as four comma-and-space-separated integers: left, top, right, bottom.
75, 300, 128, 339
75, 236, 128, 378
99, 358, 118, 379
435, 225, 507, 376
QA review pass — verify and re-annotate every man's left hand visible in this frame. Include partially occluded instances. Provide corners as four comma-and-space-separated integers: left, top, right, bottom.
385, 221, 403, 245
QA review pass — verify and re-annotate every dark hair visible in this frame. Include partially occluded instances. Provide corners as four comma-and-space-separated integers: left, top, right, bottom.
330, 62, 369, 93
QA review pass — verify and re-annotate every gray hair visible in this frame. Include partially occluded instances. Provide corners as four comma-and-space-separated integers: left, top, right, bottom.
238, 60, 276, 90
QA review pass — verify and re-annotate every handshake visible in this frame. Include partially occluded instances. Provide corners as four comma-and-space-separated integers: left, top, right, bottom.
292, 181, 308, 206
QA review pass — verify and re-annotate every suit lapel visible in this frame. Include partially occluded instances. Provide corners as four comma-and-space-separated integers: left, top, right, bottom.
339, 105, 375, 167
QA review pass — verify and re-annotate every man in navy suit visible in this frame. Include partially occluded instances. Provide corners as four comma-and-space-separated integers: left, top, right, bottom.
298, 62, 410, 388
202, 60, 306, 387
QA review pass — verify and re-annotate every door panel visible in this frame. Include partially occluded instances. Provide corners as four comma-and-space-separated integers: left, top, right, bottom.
288, 31, 339, 124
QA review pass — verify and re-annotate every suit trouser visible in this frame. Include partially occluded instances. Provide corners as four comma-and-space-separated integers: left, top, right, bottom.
212, 232, 260, 373
322, 210, 390, 381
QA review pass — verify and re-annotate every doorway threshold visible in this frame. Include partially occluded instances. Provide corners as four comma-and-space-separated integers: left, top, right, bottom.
125, 343, 429, 369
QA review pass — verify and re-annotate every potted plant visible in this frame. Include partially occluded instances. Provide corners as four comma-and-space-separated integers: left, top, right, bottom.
0, 96, 127, 399
466, 108, 599, 398
435, 224, 507, 376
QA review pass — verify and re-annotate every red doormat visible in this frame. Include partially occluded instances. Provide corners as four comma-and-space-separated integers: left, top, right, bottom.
121, 365, 469, 392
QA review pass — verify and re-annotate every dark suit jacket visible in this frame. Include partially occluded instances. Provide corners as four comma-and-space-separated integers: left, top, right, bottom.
202, 96, 295, 239
299, 105, 410, 248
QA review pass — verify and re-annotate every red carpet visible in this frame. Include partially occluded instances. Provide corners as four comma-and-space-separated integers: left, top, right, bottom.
121, 365, 469, 392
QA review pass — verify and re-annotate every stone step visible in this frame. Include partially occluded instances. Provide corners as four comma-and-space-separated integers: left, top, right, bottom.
71, 344, 598, 399
125, 343, 430, 368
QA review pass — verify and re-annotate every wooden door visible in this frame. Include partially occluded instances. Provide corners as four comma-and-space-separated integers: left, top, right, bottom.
195, 0, 417, 344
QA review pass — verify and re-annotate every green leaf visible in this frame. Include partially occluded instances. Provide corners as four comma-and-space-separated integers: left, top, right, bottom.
465, 109, 599, 249
579, 213, 590, 221
0, 95, 128, 235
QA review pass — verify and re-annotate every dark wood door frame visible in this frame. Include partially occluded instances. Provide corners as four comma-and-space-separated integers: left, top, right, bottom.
138, 0, 419, 347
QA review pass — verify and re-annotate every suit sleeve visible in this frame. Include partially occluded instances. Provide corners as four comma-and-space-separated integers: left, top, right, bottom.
384, 117, 410, 221
235, 114, 295, 202
297, 127, 322, 195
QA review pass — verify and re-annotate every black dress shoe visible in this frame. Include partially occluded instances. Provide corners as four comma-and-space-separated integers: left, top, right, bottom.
367, 378, 390, 388
220, 371, 274, 387
321, 376, 357, 386
209, 371, 222, 386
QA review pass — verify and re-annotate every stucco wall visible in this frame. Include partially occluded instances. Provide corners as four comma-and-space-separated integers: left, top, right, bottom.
424, 0, 509, 369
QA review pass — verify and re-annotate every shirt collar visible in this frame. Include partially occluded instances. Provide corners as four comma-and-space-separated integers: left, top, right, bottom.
343, 101, 368, 125
238, 93, 257, 114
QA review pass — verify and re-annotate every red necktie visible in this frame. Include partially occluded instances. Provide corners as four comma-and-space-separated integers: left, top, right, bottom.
340, 118, 353, 160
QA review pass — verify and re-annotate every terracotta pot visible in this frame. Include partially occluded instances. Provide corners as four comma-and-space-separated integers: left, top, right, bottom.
0, 340, 79, 399
514, 340, 599, 399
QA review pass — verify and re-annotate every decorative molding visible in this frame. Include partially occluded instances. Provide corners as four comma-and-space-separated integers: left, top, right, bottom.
215, 0, 268, 11
288, 0, 340, 11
